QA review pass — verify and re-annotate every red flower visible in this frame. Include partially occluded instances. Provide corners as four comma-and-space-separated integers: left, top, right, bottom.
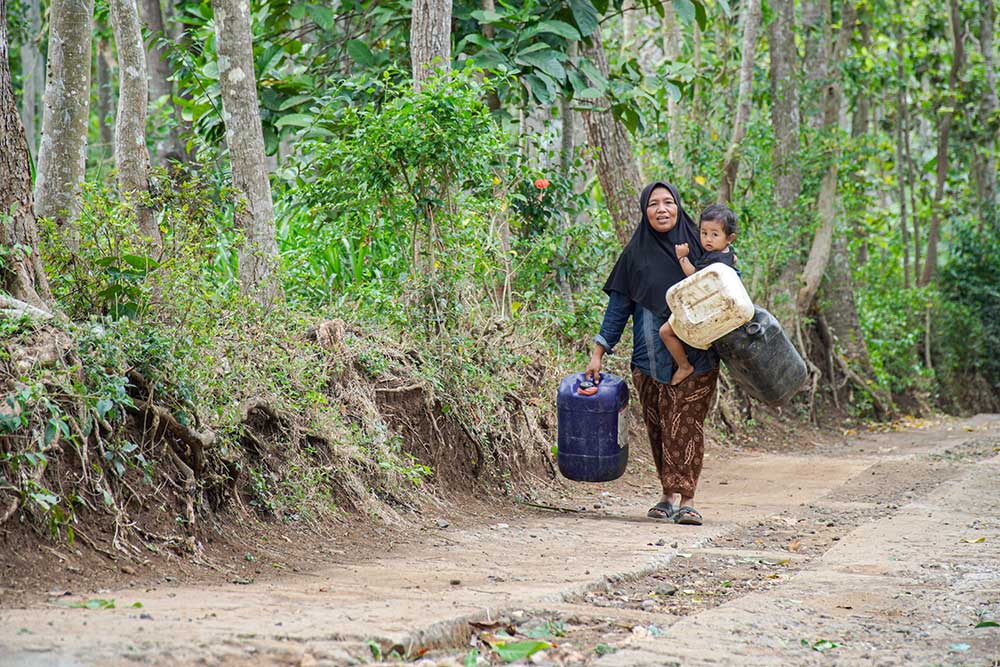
534, 178, 550, 189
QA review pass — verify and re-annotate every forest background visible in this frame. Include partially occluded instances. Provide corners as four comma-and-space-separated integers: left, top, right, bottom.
0, 0, 998, 549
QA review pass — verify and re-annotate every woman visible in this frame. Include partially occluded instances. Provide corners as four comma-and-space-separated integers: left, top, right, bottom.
584, 182, 719, 526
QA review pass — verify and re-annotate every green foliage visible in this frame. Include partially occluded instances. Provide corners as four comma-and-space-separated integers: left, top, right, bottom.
938, 220, 1000, 392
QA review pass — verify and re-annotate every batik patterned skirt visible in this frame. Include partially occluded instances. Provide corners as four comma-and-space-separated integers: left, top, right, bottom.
631, 367, 719, 497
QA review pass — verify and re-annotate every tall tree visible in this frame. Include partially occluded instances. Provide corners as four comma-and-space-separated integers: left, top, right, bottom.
894, 6, 911, 288
34, 0, 95, 243
212, 0, 282, 301
920, 0, 964, 286
18, 0, 43, 161
767, 0, 802, 325
140, 0, 187, 162
1, 0, 51, 310
560, 41, 578, 175
975, 0, 998, 231
109, 0, 160, 245
661, 0, 688, 181
96, 37, 115, 160
797, 0, 855, 315
581, 30, 642, 247
718, 0, 762, 204
410, 0, 451, 90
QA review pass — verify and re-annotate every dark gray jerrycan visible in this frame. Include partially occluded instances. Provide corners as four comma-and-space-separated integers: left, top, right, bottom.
713, 306, 807, 405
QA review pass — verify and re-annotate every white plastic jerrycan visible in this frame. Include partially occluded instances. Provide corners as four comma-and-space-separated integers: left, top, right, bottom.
665, 262, 754, 350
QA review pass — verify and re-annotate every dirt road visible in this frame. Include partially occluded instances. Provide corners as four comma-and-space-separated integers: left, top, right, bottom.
3, 414, 999, 666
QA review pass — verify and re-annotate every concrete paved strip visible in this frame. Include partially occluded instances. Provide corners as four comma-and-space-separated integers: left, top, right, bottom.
2, 416, 997, 666
595, 452, 1000, 666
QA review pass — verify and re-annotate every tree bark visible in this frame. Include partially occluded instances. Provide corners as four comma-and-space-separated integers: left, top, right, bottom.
96, 37, 115, 160
478, 0, 501, 113
662, 0, 688, 181
976, 0, 998, 231
895, 3, 910, 288
1, 0, 52, 308
797, 0, 855, 315
140, 0, 186, 162
410, 0, 451, 90
212, 0, 282, 302
580, 31, 643, 248
109, 0, 160, 245
560, 41, 577, 175
920, 0, 964, 286
818, 0, 884, 412
766, 0, 802, 326
18, 0, 43, 161
34, 0, 94, 244
717, 0, 762, 204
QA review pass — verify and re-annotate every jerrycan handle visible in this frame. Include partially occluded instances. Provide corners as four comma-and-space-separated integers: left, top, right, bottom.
576, 375, 601, 396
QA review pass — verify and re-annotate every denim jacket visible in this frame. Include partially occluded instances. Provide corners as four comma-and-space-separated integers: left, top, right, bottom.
594, 290, 718, 384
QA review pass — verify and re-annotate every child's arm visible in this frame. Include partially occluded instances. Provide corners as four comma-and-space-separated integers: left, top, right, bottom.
675, 243, 697, 277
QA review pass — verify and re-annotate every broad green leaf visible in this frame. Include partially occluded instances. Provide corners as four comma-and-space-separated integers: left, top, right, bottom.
664, 80, 682, 102
306, 4, 335, 30
347, 40, 375, 67
672, 0, 696, 25
716, 0, 732, 17
494, 640, 551, 663
523, 73, 556, 105
578, 57, 607, 89
96, 398, 114, 419
516, 48, 567, 83
568, 0, 599, 37
470, 9, 505, 23
278, 94, 313, 111
29, 492, 59, 511
122, 254, 159, 271
275, 114, 316, 128
694, 0, 707, 30
975, 620, 999, 628
533, 19, 581, 40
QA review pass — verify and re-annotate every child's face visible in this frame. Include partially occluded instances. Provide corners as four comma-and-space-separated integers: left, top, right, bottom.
700, 219, 736, 252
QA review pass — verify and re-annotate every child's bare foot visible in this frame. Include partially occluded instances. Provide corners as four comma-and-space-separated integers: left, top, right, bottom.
670, 364, 694, 386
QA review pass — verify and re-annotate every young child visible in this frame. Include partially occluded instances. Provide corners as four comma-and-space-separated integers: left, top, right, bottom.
659, 204, 738, 386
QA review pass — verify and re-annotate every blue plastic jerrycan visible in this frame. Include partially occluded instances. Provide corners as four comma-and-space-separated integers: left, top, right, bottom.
556, 372, 629, 482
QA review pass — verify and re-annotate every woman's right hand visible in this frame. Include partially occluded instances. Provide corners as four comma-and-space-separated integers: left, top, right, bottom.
585, 347, 604, 383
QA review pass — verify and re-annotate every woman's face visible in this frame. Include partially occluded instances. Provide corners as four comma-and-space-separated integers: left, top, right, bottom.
645, 186, 678, 233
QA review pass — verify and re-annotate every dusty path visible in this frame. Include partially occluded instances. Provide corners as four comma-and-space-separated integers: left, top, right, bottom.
3, 414, 999, 666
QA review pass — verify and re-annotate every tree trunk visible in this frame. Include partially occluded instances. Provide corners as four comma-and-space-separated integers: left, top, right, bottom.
920, 0, 964, 286
800, 0, 828, 129
895, 4, 910, 288
34, 0, 94, 244
18, 0, 42, 162
767, 0, 802, 326
140, 0, 186, 162
96, 37, 115, 161
109, 0, 160, 245
560, 41, 577, 175
818, 0, 885, 414
410, 0, 451, 90
1, 0, 52, 309
580, 31, 643, 248
212, 0, 282, 302
976, 0, 998, 231
797, 0, 855, 315
662, 0, 688, 181
717, 0, 762, 204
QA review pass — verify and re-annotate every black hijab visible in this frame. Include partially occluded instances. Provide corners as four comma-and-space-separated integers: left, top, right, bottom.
602, 181, 703, 319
